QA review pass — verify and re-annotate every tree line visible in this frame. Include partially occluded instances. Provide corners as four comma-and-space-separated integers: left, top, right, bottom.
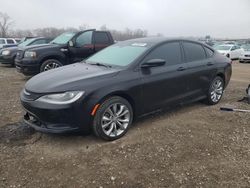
0, 12, 147, 41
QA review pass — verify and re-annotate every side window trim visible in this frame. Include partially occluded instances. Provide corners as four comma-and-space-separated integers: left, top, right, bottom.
181, 41, 207, 62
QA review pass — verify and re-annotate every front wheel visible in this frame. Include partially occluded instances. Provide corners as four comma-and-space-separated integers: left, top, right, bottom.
93, 96, 133, 141
206, 76, 225, 105
40, 59, 63, 72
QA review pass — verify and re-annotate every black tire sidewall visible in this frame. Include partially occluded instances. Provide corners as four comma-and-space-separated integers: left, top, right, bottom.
93, 96, 133, 141
207, 76, 225, 105
40, 59, 62, 72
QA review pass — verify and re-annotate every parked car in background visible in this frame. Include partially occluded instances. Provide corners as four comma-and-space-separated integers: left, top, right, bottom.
214, 44, 244, 59
212, 41, 225, 48
15, 29, 114, 76
239, 44, 250, 63
0, 37, 52, 66
20, 38, 232, 141
0, 38, 19, 49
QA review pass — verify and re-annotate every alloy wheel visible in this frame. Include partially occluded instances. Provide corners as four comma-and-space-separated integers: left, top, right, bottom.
44, 61, 61, 71
101, 103, 130, 137
210, 79, 223, 103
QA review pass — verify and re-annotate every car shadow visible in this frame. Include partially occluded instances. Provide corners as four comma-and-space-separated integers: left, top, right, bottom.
0, 101, 207, 146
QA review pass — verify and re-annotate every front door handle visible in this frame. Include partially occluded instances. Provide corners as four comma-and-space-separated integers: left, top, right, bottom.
177, 67, 186, 71
207, 62, 214, 66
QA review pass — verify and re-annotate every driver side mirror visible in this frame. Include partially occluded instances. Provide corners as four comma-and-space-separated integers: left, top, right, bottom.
141, 59, 166, 68
68, 40, 74, 47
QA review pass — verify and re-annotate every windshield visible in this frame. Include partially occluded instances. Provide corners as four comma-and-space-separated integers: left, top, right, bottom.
18, 39, 34, 47
50, 32, 75, 45
241, 45, 250, 51
85, 44, 148, 67
0, 39, 5, 44
214, 45, 231, 51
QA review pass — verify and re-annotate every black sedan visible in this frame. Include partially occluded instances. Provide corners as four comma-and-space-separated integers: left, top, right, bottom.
20, 38, 232, 141
0, 37, 51, 66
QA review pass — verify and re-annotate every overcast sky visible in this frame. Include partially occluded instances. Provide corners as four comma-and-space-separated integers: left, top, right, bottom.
0, 0, 250, 38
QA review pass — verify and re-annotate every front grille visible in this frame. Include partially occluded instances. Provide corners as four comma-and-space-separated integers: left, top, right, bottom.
245, 55, 250, 57
16, 50, 24, 59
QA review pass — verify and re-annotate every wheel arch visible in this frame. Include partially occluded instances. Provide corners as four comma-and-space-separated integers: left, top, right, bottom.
39, 54, 65, 65
96, 91, 136, 118
216, 72, 225, 83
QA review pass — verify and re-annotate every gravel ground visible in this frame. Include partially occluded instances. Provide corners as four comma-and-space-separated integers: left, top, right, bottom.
0, 62, 250, 188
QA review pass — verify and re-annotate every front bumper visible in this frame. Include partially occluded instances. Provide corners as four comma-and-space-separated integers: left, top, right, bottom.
239, 56, 250, 62
15, 58, 40, 75
0, 55, 14, 65
21, 92, 95, 134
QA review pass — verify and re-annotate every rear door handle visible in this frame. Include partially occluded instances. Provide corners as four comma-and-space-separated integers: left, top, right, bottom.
207, 62, 214, 66
177, 67, 186, 71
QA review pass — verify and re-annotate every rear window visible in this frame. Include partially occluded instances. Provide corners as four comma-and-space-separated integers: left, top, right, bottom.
7, 39, 15, 44
95, 32, 110, 44
204, 47, 214, 57
183, 42, 206, 62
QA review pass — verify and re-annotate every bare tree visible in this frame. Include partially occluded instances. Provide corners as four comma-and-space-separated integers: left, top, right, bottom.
0, 12, 13, 37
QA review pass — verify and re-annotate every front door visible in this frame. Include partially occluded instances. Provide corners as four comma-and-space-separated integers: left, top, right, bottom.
140, 41, 190, 113
69, 30, 94, 63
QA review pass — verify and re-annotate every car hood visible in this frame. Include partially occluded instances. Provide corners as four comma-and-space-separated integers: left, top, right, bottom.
21, 43, 62, 51
243, 51, 250, 55
217, 50, 229, 54
0, 46, 18, 53
25, 63, 120, 93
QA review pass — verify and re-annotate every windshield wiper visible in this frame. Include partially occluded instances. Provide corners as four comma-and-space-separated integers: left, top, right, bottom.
89, 62, 112, 68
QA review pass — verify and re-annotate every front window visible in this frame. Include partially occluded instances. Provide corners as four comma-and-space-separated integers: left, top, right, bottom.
50, 32, 75, 45
214, 45, 231, 51
85, 43, 148, 67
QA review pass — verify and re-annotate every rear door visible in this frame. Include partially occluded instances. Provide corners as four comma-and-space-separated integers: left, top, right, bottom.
93, 31, 112, 52
140, 41, 190, 113
69, 30, 95, 62
182, 41, 217, 98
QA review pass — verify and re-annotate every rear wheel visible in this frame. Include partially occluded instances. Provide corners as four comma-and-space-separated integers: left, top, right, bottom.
93, 96, 133, 141
40, 59, 63, 72
206, 76, 225, 105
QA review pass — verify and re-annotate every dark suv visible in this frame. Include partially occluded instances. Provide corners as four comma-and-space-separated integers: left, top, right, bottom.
15, 29, 114, 75
0, 37, 51, 66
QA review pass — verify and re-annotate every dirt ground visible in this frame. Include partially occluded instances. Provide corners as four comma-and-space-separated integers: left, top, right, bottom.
0, 62, 250, 188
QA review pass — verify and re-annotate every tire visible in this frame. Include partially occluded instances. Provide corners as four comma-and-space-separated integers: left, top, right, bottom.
40, 59, 63, 72
11, 56, 16, 67
206, 76, 225, 105
93, 96, 133, 141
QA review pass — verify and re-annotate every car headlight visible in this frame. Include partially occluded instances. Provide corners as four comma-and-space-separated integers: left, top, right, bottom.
24, 51, 36, 58
36, 91, 84, 104
2, 50, 10, 56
